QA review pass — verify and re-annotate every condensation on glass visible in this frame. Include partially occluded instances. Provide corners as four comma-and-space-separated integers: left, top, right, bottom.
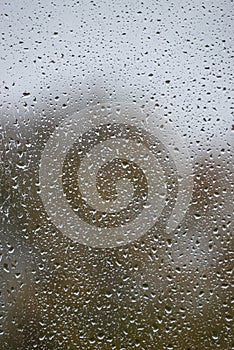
1, 0, 233, 349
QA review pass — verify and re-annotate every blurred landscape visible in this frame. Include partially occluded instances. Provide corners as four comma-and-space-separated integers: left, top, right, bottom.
1, 0, 233, 349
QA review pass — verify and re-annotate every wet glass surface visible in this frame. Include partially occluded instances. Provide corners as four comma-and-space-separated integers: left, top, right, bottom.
1, 1, 233, 349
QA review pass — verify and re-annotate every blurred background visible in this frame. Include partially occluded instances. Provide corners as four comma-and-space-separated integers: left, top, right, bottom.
0, 0, 233, 349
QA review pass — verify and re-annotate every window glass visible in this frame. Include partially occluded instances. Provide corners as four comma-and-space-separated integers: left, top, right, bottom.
1, 1, 233, 349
